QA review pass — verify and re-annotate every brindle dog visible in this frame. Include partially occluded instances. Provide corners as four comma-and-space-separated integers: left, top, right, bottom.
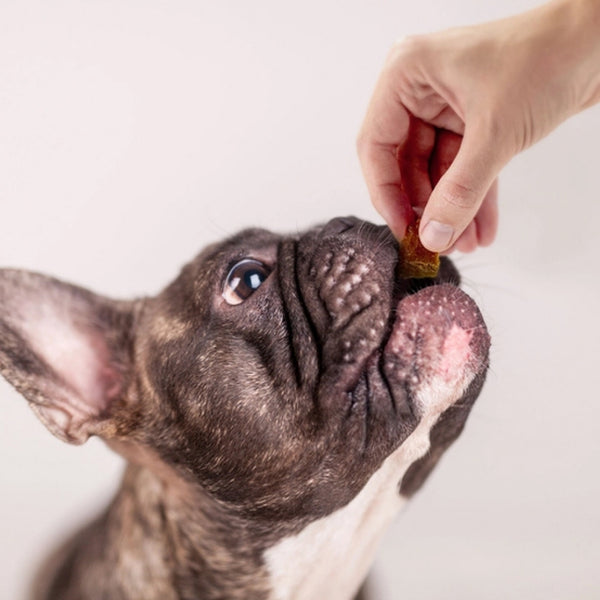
0, 217, 489, 600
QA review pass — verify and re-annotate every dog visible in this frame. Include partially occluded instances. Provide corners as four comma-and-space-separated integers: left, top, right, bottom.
0, 217, 489, 600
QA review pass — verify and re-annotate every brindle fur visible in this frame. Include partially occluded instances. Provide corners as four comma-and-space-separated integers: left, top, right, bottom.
0, 218, 489, 599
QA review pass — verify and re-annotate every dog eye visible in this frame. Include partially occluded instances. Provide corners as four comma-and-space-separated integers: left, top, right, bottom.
223, 259, 272, 305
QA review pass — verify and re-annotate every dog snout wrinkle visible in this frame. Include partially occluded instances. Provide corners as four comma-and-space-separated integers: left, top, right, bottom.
277, 239, 320, 392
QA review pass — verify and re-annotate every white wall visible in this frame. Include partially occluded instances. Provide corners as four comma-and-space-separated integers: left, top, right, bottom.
1, 1, 599, 599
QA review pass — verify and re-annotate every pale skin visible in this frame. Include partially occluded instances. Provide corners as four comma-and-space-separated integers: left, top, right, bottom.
358, 0, 600, 253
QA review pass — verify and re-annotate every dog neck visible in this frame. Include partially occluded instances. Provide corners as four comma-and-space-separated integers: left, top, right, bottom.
264, 414, 434, 600
105, 414, 434, 600
43, 421, 430, 600
42, 463, 271, 600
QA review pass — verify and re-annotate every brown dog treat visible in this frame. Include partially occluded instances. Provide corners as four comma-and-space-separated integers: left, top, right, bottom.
399, 218, 440, 279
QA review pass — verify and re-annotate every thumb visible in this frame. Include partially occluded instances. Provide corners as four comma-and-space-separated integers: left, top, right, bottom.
420, 128, 506, 252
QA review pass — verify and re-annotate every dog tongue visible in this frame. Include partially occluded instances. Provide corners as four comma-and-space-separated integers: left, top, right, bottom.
398, 219, 440, 279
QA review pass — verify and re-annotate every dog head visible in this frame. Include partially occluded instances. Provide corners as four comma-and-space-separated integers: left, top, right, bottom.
0, 217, 489, 595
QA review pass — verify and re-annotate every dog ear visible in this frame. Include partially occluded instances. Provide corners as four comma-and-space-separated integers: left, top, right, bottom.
0, 269, 139, 444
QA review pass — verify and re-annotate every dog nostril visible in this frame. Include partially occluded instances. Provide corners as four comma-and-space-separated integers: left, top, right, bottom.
321, 216, 362, 237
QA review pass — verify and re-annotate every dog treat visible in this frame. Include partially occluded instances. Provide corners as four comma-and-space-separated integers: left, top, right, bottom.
398, 218, 440, 279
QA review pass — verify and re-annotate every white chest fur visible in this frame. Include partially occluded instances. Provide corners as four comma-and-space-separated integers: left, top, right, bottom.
264, 414, 436, 600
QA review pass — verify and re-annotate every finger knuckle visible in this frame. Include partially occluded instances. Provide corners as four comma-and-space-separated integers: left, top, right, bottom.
356, 138, 376, 166
355, 131, 369, 158
390, 34, 427, 62
439, 179, 480, 211
355, 132, 387, 166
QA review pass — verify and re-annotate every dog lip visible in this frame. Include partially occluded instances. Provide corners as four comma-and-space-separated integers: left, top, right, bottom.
337, 265, 481, 432
382, 283, 490, 417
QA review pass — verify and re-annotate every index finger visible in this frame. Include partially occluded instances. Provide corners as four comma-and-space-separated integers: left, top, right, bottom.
357, 80, 412, 239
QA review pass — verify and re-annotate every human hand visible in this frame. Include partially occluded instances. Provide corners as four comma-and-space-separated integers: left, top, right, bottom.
358, 0, 600, 252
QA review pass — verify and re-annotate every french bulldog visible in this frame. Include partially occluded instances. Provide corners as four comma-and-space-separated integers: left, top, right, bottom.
0, 217, 490, 600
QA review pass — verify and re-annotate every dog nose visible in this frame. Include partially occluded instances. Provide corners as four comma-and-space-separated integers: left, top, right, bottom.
319, 216, 362, 237
319, 217, 392, 245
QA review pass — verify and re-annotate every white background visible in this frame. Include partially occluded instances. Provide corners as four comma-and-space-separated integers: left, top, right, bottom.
1, 1, 599, 599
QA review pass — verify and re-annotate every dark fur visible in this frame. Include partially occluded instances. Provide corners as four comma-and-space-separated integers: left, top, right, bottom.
0, 218, 489, 599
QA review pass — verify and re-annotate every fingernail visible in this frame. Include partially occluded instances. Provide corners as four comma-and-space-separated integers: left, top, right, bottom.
420, 220, 454, 252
